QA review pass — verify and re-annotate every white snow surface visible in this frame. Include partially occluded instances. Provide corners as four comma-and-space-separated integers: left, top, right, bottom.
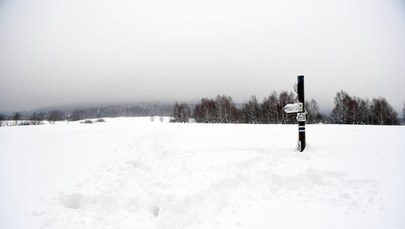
1, 118, 404, 229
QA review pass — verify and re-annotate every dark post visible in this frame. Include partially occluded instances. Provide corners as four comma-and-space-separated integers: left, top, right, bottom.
297, 75, 306, 151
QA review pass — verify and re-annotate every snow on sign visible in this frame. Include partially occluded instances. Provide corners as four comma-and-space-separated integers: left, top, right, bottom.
283, 102, 303, 114
296, 112, 306, 122
296, 75, 306, 152
283, 75, 306, 152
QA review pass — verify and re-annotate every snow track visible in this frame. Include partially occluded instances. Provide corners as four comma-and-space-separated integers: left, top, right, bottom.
1, 118, 404, 228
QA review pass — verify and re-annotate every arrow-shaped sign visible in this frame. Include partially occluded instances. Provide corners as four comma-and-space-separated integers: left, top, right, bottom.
283, 102, 303, 114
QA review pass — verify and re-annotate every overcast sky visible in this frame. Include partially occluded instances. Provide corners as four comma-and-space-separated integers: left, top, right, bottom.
1, 0, 404, 113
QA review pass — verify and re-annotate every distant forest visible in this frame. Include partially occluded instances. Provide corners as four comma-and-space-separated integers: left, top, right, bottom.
0, 91, 403, 126
173, 90, 402, 125
0, 103, 173, 126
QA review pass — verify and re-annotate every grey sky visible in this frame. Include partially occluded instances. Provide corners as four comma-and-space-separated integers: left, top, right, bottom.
1, 0, 405, 113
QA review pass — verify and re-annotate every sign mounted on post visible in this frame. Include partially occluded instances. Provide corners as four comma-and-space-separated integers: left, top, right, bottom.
296, 112, 306, 122
283, 75, 306, 152
283, 103, 303, 114
296, 75, 306, 152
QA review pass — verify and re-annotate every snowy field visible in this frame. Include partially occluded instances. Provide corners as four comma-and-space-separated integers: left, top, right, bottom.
1, 118, 404, 229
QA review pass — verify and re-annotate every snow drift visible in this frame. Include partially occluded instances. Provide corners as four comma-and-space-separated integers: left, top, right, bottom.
0, 118, 404, 229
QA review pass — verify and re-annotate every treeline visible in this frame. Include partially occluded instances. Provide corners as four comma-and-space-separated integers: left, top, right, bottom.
66, 104, 173, 121
0, 103, 173, 126
1, 92, 402, 127
330, 90, 399, 125
173, 91, 402, 125
173, 91, 324, 124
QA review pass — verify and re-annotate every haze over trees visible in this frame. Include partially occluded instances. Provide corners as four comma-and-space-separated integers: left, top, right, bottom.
0, 103, 173, 126
0, 92, 401, 126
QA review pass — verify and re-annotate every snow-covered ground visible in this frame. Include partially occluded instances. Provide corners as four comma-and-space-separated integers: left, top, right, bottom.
1, 118, 404, 229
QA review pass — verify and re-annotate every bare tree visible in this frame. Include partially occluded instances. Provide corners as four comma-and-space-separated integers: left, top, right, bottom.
330, 91, 352, 124
344, 96, 367, 124
261, 92, 280, 124
193, 98, 217, 123
173, 102, 181, 122
173, 102, 191, 123
47, 110, 64, 123
243, 96, 261, 124
13, 112, 21, 126
305, 99, 323, 124
0, 114, 5, 127
278, 91, 296, 124
30, 112, 45, 125
370, 97, 398, 125
70, 110, 82, 121
215, 95, 236, 123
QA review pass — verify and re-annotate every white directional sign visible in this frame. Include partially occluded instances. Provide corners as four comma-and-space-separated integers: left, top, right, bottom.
283, 103, 303, 114
296, 112, 307, 122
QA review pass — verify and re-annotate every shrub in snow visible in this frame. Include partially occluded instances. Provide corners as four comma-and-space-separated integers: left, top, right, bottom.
30, 120, 43, 125
18, 121, 31, 126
